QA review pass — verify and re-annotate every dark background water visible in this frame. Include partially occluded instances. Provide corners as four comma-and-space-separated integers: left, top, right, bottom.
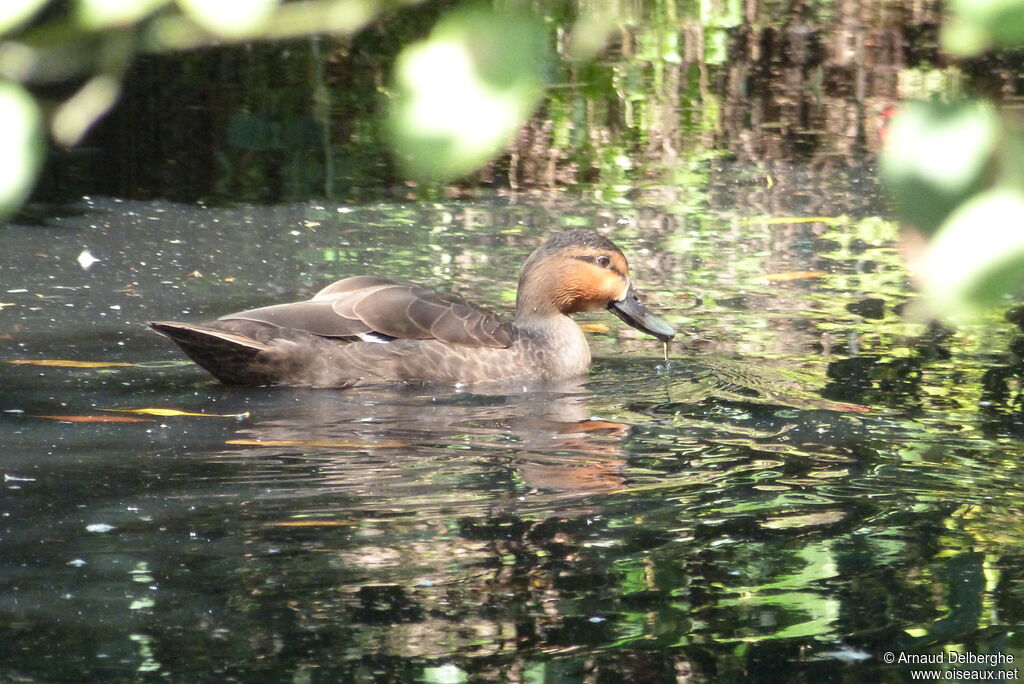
5, 1, 1024, 682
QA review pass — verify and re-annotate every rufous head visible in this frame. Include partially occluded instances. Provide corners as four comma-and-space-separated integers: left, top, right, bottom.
516, 230, 675, 341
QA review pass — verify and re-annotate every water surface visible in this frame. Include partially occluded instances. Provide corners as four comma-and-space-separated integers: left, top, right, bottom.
4, 184, 1024, 681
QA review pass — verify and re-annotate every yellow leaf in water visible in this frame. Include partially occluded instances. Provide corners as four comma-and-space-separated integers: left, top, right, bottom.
764, 271, 827, 282
10, 359, 135, 368
579, 323, 611, 334
102, 408, 250, 419
227, 438, 407, 448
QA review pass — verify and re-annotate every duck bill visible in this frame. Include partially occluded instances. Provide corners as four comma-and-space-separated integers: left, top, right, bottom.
608, 284, 676, 342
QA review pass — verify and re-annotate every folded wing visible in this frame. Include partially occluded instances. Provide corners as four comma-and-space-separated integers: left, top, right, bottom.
220, 276, 517, 349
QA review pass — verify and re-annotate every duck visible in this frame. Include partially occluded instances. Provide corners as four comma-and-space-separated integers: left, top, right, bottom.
148, 230, 675, 387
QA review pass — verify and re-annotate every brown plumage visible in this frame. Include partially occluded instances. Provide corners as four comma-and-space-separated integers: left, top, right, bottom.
149, 230, 675, 387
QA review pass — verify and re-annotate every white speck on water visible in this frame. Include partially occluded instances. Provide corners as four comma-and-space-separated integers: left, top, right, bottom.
77, 249, 100, 270
86, 523, 116, 533
67, 558, 86, 567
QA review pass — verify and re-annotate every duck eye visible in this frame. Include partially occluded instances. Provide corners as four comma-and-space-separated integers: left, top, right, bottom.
597, 255, 611, 268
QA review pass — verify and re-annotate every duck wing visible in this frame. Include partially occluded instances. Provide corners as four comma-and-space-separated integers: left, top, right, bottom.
220, 276, 517, 349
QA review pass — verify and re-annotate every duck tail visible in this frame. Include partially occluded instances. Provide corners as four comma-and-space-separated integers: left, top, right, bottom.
147, 321, 276, 385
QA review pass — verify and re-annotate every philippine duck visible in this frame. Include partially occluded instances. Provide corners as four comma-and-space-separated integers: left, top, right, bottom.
148, 230, 675, 387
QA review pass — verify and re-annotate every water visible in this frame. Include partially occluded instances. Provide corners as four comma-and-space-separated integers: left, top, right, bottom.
3, 181, 1023, 681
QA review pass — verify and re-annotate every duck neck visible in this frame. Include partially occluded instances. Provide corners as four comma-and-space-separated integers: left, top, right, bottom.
513, 307, 591, 377
515, 284, 561, 320
512, 260, 592, 377
514, 268, 569, 335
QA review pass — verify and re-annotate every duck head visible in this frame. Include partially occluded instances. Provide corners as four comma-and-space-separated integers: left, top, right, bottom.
515, 230, 676, 342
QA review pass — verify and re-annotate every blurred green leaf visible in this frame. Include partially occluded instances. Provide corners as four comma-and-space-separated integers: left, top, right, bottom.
389, 7, 545, 182
566, 12, 616, 61
77, 0, 172, 30
176, 0, 278, 39
880, 101, 999, 233
943, 0, 1024, 55
52, 74, 122, 147
921, 188, 1024, 316
0, 79, 42, 219
0, 0, 48, 35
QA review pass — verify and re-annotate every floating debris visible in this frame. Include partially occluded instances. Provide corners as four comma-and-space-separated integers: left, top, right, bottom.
9, 359, 135, 368
102, 408, 250, 419
77, 249, 99, 270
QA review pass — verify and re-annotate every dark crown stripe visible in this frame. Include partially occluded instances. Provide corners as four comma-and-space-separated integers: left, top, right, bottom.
570, 253, 624, 276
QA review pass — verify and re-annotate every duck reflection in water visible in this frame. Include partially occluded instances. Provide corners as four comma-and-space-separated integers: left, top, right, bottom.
216, 379, 631, 498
